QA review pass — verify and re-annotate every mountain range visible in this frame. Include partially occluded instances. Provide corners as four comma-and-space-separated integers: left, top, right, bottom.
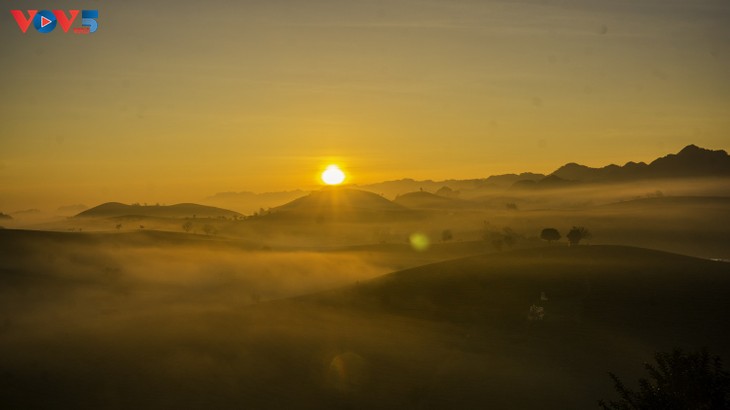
352, 144, 730, 195
72, 145, 729, 219
550, 144, 730, 182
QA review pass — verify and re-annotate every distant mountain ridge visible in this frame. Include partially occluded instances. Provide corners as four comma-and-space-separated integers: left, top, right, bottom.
357, 145, 730, 193
358, 173, 545, 197
76, 202, 242, 219
206, 144, 729, 201
551, 145, 730, 182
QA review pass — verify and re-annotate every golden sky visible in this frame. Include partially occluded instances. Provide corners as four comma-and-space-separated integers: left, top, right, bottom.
1, 0, 729, 210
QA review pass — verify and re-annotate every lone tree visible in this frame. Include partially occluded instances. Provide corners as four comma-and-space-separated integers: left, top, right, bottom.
567, 226, 590, 246
441, 229, 453, 242
182, 220, 193, 233
540, 228, 561, 243
503, 235, 515, 248
202, 224, 217, 236
599, 348, 729, 409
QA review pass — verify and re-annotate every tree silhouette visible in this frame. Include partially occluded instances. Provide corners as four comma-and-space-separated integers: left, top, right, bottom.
503, 235, 515, 248
441, 229, 453, 242
599, 348, 729, 409
567, 226, 590, 246
540, 228, 561, 243
182, 220, 193, 233
202, 224, 217, 236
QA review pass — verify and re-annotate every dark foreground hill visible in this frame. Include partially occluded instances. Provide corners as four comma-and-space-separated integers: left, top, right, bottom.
310, 245, 730, 330
1, 244, 729, 409
76, 202, 242, 219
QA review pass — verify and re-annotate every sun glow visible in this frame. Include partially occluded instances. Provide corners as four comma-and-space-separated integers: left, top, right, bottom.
321, 165, 346, 185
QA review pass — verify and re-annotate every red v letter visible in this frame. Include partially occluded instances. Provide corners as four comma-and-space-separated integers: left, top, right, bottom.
53, 10, 79, 33
10, 10, 38, 33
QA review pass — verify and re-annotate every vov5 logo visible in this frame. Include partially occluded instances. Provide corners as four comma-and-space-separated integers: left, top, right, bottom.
11, 10, 99, 34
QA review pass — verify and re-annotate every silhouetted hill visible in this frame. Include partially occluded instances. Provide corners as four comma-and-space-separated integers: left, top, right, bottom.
76, 202, 242, 219
282, 245, 730, 407
203, 190, 308, 214
359, 174, 546, 197
3, 236, 729, 409
310, 245, 730, 335
203, 145, 727, 202
552, 145, 730, 182
359, 178, 484, 197
483, 172, 545, 187
270, 188, 414, 221
647, 144, 730, 177
0, 212, 12, 220
393, 191, 474, 209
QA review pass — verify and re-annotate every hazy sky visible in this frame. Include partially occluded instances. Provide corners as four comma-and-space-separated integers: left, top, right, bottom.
1, 0, 729, 209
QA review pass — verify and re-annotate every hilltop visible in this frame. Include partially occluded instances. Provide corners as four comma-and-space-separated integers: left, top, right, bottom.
267, 188, 415, 221
76, 202, 242, 219
283, 245, 730, 407
309, 245, 730, 327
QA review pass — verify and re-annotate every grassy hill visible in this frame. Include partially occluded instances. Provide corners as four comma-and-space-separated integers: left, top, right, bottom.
1, 243, 728, 409
268, 188, 415, 221
291, 245, 730, 407
394, 191, 475, 210
311, 245, 730, 331
76, 202, 242, 219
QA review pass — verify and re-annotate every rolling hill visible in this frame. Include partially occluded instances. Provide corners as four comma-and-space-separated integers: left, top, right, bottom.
267, 188, 416, 221
76, 202, 242, 219
2, 243, 729, 409
290, 245, 730, 407
311, 245, 730, 327
393, 191, 475, 210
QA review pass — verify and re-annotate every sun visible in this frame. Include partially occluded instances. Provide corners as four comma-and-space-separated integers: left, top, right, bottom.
321, 165, 346, 185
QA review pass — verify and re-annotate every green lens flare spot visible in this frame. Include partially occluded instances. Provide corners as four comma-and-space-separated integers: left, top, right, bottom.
409, 232, 430, 252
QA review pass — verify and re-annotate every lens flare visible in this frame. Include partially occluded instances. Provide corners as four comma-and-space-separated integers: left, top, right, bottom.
409, 232, 430, 252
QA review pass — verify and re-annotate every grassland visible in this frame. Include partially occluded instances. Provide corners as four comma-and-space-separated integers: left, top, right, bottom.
1, 228, 728, 409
